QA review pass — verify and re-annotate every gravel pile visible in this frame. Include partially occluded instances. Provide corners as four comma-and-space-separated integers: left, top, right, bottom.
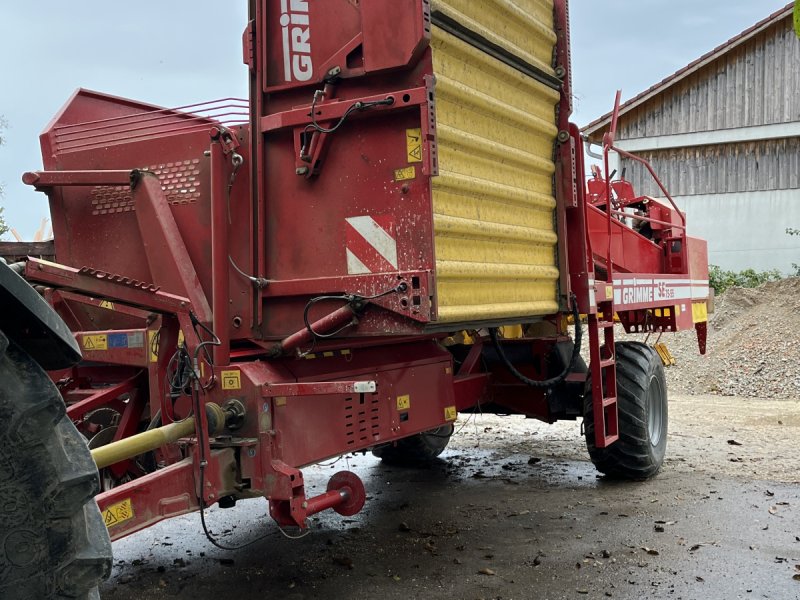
642, 278, 800, 399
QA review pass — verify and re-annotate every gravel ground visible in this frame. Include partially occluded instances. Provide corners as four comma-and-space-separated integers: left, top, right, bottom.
601, 278, 800, 399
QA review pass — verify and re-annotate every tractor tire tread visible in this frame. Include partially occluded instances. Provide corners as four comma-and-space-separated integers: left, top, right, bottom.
373, 424, 455, 466
0, 332, 112, 600
584, 342, 668, 480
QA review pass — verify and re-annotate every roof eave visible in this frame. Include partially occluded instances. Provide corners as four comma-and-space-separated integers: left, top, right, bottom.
582, 4, 794, 136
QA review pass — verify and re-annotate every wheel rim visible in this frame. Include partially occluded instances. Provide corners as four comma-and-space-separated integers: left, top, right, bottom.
646, 374, 665, 447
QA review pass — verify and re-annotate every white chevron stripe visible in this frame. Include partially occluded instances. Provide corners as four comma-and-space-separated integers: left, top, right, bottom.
345, 216, 398, 268
346, 249, 370, 275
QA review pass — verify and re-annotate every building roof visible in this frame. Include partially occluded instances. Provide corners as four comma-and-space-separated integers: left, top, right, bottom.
582, 3, 794, 136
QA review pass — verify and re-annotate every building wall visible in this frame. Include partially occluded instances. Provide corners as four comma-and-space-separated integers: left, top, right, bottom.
623, 137, 800, 198
618, 19, 800, 139
606, 15, 800, 274
679, 190, 800, 274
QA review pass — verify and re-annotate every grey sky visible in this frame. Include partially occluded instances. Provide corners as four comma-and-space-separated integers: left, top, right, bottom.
0, 1, 788, 238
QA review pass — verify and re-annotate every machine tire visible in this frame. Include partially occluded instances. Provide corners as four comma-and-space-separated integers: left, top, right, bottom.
584, 342, 667, 480
373, 424, 455, 466
0, 331, 112, 599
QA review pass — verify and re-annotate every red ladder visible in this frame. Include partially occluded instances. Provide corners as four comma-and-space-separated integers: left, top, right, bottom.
587, 293, 619, 448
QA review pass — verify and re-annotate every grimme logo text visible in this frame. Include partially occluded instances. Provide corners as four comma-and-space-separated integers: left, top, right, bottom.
280, 0, 312, 82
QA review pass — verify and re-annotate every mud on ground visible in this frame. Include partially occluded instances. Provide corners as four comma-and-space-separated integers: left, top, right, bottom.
101, 394, 800, 600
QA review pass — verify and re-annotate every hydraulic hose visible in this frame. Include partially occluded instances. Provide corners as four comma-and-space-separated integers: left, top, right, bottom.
489, 293, 582, 389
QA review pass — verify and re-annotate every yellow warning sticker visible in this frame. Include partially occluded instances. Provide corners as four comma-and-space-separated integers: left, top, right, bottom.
396, 394, 411, 411
444, 405, 457, 421
221, 370, 241, 390
99, 300, 114, 310
394, 166, 416, 181
177, 329, 185, 347
82, 334, 107, 351
148, 330, 158, 362
692, 302, 708, 324
103, 498, 134, 528
406, 128, 422, 163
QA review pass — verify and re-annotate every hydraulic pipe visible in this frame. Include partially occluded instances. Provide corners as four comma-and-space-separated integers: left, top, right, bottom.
91, 403, 226, 469
210, 135, 230, 366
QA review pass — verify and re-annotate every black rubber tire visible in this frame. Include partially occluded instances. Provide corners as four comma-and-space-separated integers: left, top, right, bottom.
584, 342, 668, 479
0, 331, 112, 599
372, 424, 455, 466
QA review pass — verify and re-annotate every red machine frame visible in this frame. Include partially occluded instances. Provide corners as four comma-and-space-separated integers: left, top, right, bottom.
17, 0, 709, 540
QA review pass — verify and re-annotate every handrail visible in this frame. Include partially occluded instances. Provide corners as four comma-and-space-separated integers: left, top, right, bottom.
609, 146, 686, 226
607, 209, 686, 231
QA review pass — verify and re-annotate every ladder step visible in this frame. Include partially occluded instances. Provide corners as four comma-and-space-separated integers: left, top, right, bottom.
603, 433, 620, 445
599, 358, 615, 369
596, 321, 614, 329
602, 396, 617, 407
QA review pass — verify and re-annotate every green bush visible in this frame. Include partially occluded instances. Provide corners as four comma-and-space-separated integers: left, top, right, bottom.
708, 265, 783, 295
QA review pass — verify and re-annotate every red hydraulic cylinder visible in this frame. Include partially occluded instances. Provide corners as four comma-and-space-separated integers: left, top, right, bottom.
276, 304, 357, 355
210, 133, 230, 366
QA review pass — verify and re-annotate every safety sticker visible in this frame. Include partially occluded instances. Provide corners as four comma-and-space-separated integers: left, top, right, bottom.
148, 330, 158, 362
103, 498, 134, 528
221, 370, 242, 390
692, 302, 708, 324
345, 215, 398, 275
406, 128, 422, 163
394, 166, 416, 181
99, 300, 115, 310
396, 394, 411, 411
127, 331, 144, 349
444, 406, 457, 421
82, 334, 107, 351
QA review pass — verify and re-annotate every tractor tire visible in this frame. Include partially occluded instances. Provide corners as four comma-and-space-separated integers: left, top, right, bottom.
584, 342, 667, 480
373, 424, 455, 466
0, 331, 112, 599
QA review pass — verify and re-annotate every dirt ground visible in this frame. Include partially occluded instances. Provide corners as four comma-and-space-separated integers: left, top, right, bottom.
100, 393, 800, 600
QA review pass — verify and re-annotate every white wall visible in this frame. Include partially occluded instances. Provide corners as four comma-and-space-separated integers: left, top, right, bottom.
679, 189, 800, 274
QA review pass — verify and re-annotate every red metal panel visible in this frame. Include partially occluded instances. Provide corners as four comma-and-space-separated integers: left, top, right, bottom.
260, 0, 428, 91
586, 204, 663, 274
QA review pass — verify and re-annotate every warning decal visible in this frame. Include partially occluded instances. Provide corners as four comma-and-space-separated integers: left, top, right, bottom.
221, 370, 242, 390
444, 406, 457, 421
345, 215, 398, 275
103, 498, 134, 528
396, 394, 411, 411
99, 300, 114, 310
82, 334, 107, 351
406, 128, 422, 163
394, 166, 416, 181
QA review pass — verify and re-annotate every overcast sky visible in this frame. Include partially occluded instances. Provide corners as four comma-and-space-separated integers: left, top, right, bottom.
0, 1, 788, 239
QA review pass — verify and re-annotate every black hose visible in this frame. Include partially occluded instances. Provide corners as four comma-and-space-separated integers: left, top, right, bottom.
489, 293, 582, 389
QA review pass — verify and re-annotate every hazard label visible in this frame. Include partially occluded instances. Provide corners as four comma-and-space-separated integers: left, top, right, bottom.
148, 330, 158, 362
221, 370, 241, 390
99, 300, 115, 310
444, 405, 457, 421
394, 166, 416, 182
82, 334, 107, 351
396, 394, 411, 411
406, 128, 422, 163
103, 498, 134, 528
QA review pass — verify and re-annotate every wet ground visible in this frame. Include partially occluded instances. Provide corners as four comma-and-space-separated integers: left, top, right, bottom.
101, 395, 800, 600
